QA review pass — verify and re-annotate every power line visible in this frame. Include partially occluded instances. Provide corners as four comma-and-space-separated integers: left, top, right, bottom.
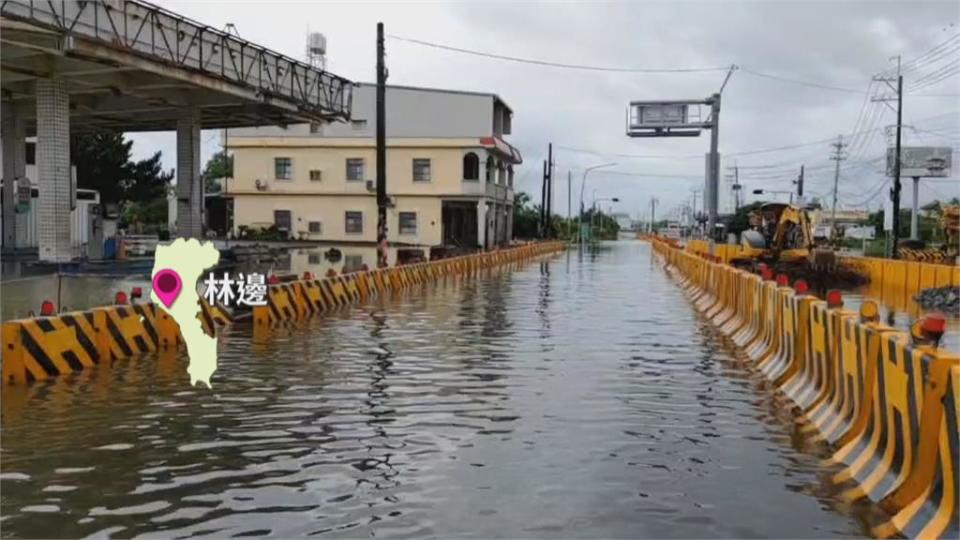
888, 32, 960, 76
737, 67, 867, 94
386, 34, 732, 73
558, 111, 955, 165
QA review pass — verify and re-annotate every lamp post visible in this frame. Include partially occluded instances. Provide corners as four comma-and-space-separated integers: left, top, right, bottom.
592, 196, 620, 241
579, 162, 617, 245
752, 188, 795, 204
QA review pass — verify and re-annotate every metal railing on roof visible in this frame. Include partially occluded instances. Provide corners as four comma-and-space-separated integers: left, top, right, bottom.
1, 0, 353, 121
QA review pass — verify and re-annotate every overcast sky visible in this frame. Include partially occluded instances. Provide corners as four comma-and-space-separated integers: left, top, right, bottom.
135, 0, 960, 221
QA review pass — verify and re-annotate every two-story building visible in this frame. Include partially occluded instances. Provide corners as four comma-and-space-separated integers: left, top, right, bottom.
225, 84, 520, 250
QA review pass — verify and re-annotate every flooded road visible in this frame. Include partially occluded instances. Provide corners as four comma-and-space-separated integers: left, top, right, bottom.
1, 241, 867, 538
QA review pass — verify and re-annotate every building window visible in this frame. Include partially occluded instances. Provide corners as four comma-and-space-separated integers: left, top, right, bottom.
309, 122, 322, 134
412, 159, 431, 182
308, 221, 322, 233
308, 252, 321, 264
309, 169, 322, 182
351, 119, 368, 130
346, 158, 364, 181
345, 211, 363, 234
274, 210, 292, 238
507, 165, 514, 187
398, 212, 417, 235
274, 157, 292, 180
463, 152, 479, 181
485, 156, 495, 183
344, 254, 364, 272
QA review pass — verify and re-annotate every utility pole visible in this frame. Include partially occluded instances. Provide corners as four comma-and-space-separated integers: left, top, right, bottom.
829, 135, 847, 237
796, 164, 804, 198
891, 67, 904, 257
545, 143, 553, 238
540, 160, 548, 238
649, 197, 658, 234
873, 56, 904, 258
375, 22, 388, 268
733, 164, 740, 211
707, 93, 721, 240
567, 170, 572, 233
889, 68, 903, 259
910, 176, 920, 240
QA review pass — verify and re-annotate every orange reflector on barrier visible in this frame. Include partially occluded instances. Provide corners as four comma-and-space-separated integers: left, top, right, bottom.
860, 300, 880, 323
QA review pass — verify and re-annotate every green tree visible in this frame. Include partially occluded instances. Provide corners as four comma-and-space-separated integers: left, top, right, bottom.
725, 201, 764, 237
202, 151, 233, 194
512, 191, 541, 239
72, 132, 173, 215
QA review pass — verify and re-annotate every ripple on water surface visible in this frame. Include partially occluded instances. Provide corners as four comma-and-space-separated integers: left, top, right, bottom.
1, 242, 867, 538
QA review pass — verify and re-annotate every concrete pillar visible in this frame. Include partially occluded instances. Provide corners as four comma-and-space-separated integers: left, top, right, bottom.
176, 107, 203, 238
477, 199, 487, 250
1, 99, 26, 251
36, 78, 73, 262
506, 204, 514, 244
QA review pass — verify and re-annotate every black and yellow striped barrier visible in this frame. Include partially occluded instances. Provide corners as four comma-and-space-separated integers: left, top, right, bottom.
252, 242, 567, 330
2, 299, 231, 385
649, 237, 958, 540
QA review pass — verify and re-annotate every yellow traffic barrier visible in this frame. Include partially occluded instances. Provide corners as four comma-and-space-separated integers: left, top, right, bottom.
1, 302, 181, 385
250, 242, 566, 331
647, 235, 960, 540
2, 311, 103, 384
732, 276, 763, 347
874, 362, 958, 539
758, 289, 798, 381
796, 306, 859, 439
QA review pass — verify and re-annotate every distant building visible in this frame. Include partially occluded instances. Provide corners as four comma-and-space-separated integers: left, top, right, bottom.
611, 212, 633, 231
225, 84, 521, 249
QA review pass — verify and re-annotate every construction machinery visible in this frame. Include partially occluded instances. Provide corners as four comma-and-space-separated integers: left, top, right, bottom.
898, 204, 960, 264
732, 203, 838, 271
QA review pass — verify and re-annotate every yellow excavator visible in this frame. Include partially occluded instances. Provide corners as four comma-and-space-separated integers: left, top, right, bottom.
731, 203, 837, 271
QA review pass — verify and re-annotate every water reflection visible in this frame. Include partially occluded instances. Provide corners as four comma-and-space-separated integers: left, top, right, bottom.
2, 241, 868, 538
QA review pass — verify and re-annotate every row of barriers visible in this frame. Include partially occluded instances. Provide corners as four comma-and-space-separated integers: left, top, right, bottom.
252, 242, 567, 330
651, 238, 958, 539
0, 242, 567, 386
685, 240, 960, 309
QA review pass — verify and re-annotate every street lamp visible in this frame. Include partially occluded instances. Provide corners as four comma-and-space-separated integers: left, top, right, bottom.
752, 188, 794, 204
592, 196, 620, 240
578, 162, 617, 244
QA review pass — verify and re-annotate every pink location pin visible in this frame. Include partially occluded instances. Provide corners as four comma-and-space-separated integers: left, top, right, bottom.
152, 268, 183, 308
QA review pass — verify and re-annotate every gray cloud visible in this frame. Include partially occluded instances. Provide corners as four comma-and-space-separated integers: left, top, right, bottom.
137, 0, 959, 221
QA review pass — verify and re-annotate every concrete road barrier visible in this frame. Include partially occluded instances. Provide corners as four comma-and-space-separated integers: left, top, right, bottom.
649, 237, 959, 539
1, 302, 187, 384
251, 242, 567, 332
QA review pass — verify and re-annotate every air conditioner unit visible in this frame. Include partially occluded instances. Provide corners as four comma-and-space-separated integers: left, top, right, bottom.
365, 180, 375, 192
254, 179, 269, 191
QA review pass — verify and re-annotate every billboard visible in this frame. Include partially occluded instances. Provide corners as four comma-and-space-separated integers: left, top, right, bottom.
886, 146, 952, 178
629, 103, 688, 128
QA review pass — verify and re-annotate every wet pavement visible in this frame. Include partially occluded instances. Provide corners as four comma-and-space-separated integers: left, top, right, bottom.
2, 241, 871, 538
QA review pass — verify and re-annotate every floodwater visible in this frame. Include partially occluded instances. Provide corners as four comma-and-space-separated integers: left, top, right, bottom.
2, 241, 871, 538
